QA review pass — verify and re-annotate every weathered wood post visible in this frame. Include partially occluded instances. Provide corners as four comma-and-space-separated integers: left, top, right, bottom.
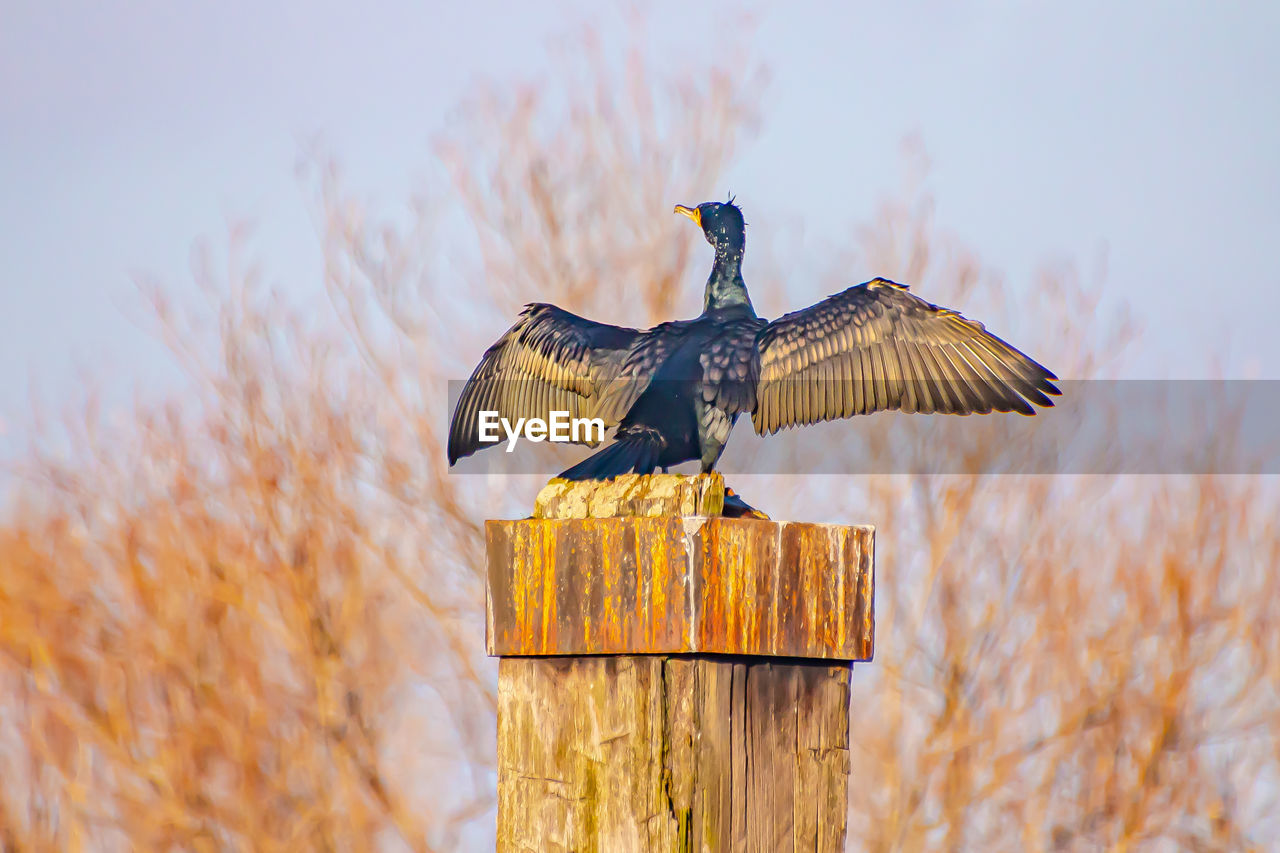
486, 473, 874, 851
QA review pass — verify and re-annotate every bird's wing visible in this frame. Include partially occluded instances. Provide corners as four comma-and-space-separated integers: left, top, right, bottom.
448, 303, 643, 463
752, 278, 1060, 435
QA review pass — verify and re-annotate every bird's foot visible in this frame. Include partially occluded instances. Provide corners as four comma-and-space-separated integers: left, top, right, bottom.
723, 486, 770, 520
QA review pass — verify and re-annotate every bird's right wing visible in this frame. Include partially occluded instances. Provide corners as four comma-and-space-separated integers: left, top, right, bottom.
448, 303, 644, 463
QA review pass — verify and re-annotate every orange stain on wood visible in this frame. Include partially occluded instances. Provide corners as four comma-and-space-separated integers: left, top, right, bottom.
487, 515, 873, 661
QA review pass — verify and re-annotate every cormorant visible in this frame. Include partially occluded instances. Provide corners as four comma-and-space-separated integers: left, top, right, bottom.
448, 199, 1059, 489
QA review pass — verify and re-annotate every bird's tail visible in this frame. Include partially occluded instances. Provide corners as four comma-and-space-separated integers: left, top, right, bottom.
557, 429, 664, 481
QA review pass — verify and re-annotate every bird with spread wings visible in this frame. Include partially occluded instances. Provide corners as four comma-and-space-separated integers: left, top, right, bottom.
448, 199, 1058, 508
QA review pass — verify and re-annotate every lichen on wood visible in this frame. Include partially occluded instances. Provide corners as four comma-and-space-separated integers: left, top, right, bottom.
486, 512, 874, 660
533, 472, 726, 519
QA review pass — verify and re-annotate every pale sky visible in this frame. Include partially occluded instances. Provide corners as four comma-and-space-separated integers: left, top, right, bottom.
2, 1, 1278, 451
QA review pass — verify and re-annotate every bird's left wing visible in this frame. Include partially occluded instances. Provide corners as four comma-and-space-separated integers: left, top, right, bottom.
448, 303, 642, 463
752, 278, 1060, 435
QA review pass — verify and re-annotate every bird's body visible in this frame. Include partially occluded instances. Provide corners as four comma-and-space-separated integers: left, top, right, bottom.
554, 302, 764, 479
447, 200, 1059, 486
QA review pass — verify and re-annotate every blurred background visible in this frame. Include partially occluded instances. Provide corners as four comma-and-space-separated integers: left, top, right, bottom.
2, 1, 1278, 849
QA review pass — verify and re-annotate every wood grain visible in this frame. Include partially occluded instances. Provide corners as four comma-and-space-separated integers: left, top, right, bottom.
496, 656, 852, 853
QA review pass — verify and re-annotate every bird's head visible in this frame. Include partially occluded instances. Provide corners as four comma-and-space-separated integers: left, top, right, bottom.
674, 198, 745, 253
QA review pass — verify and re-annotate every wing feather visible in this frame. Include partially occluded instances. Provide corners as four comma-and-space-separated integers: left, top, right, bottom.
753, 278, 1060, 434
448, 304, 644, 463
834, 345, 851, 418
895, 337, 923, 414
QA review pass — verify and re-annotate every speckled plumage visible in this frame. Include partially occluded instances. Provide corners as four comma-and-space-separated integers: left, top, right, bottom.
447, 199, 1059, 478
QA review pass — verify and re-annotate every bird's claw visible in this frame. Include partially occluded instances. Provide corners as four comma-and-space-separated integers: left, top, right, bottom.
723, 486, 771, 520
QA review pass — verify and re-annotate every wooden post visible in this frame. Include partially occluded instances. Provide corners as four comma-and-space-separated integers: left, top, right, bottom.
486, 473, 874, 852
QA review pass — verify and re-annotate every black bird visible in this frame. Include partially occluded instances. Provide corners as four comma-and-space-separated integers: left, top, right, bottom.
448, 199, 1059, 490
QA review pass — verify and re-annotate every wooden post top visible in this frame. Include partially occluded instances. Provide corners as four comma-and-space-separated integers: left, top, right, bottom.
485, 474, 874, 661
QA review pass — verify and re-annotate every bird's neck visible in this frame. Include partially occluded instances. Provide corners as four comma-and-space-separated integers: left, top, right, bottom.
703, 246, 754, 313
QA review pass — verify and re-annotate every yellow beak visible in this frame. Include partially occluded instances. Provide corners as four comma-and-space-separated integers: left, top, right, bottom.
673, 204, 701, 227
